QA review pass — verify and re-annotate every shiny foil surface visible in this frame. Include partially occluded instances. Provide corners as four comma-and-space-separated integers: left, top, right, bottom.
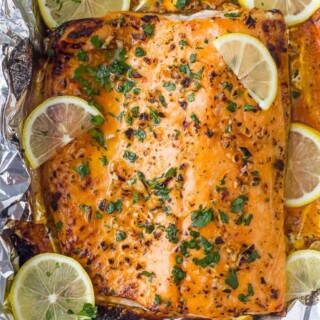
0, 0, 318, 319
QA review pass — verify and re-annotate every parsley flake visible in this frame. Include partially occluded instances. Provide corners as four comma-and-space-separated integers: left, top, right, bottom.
74, 162, 90, 180
123, 150, 138, 163
143, 25, 155, 37
191, 206, 213, 228
225, 269, 239, 289
172, 265, 186, 285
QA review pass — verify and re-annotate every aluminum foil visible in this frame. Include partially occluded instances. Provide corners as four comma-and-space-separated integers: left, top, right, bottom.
0, 0, 319, 319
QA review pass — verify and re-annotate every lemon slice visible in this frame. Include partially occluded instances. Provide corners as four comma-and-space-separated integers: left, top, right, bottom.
239, 0, 320, 26
10, 253, 95, 320
285, 123, 320, 207
38, 0, 131, 30
214, 33, 278, 110
286, 249, 320, 301
22, 96, 104, 169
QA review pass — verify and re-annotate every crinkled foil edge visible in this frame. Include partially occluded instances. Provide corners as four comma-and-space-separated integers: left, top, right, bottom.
0, 0, 319, 319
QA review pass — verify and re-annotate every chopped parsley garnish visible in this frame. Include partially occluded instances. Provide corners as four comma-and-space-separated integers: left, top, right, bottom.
292, 90, 300, 99
219, 210, 229, 223
139, 223, 155, 234
172, 265, 186, 285
165, 167, 177, 178
179, 239, 201, 257
141, 271, 154, 283
99, 155, 108, 166
176, 255, 183, 264
190, 53, 197, 63
226, 100, 237, 112
75, 49, 89, 62
131, 106, 140, 117
90, 114, 105, 126
89, 128, 106, 149
244, 213, 253, 226
56, 221, 63, 230
118, 80, 136, 95
116, 232, 127, 241
148, 106, 161, 125
154, 294, 162, 305
73, 48, 131, 96
90, 35, 103, 48
187, 92, 195, 102
225, 269, 239, 289
132, 193, 139, 204
79, 204, 90, 212
179, 64, 202, 80
238, 293, 250, 302
190, 230, 200, 238
174, 129, 180, 140
244, 105, 257, 112
193, 252, 220, 268
143, 25, 155, 37
194, 81, 201, 91
135, 47, 146, 57
190, 112, 200, 124
175, 0, 190, 9
222, 81, 233, 92
200, 236, 212, 254
134, 129, 146, 142
95, 211, 103, 219
159, 95, 166, 107
137, 170, 146, 181
248, 283, 254, 296
74, 161, 90, 180
247, 251, 261, 263
191, 206, 213, 228
106, 199, 122, 214
75, 303, 97, 318
123, 150, 138, 163
179, 40, 187, 47
165, 224, 179, 243
231, 195, 248, 214
224, 12, 241, 18
163, 82, 176, 91
133, 88, 141, 95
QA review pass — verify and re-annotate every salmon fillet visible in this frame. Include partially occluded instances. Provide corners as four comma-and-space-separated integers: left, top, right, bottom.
285, 10, 320, 242
41, 9, 289, 318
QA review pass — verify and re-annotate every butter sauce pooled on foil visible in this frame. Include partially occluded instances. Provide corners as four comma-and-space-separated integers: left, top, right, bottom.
0, 0, 319, 319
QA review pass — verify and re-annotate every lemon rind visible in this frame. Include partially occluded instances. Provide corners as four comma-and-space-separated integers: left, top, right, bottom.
10, 253, 95, 320
284, 123, 320, 208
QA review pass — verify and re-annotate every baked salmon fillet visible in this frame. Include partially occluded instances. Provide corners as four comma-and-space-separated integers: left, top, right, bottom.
41, 9, 289, 319
285, 10, 320, 241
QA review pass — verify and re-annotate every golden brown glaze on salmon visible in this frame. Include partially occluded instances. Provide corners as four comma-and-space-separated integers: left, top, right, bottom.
130, 0, 235, 12
41, 9, 289, 319
285, 10, 320, 246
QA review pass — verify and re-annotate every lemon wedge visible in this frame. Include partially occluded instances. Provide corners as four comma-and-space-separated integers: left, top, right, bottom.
239, 0, 320, 26
38, 0, 131, 30
22, 96, 104, 168
214, 33, 278, 110
286, 249, 320, 302
285, 123, 320, 207
9, 253, 96, 320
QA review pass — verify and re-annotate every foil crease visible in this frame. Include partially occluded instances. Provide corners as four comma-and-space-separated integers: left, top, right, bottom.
0, 0, 319, 319
0, 0, 40, 317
